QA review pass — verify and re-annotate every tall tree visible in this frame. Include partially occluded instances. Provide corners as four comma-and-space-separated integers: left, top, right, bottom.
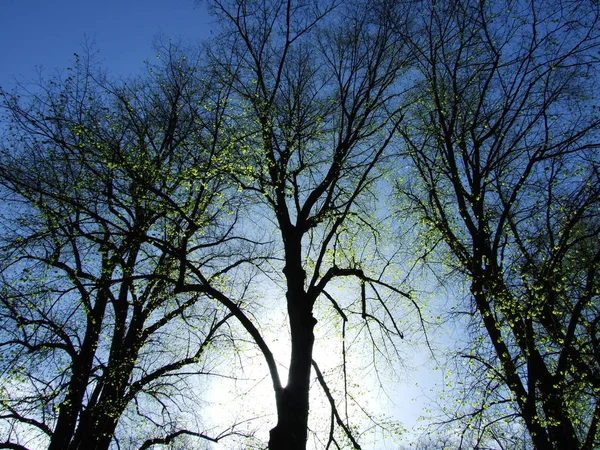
398, 0, 600, 448
171, 1, 417, 448
0, 47, 247, 450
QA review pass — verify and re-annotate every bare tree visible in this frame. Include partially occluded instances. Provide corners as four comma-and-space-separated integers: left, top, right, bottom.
397, 0, 600, 448
0, 46, 249, 450
166, 1, 420, 448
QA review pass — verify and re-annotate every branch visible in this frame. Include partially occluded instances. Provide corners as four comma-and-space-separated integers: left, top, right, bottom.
0, 443, 30, 450
312, 360, 362, 450
129, 313, 232, 398
0, 407, 52, 437
138, 429, 222, 450
310, 266, 437, 355
174, 261, 283, 395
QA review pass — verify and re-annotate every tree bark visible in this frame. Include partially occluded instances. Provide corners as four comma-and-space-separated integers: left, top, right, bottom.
269, 230, 316, 450
48, 294, 108, 450
269, 297, 316, 450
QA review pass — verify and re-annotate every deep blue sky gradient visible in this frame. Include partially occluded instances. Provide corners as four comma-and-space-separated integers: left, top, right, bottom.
1, 0, 213, 89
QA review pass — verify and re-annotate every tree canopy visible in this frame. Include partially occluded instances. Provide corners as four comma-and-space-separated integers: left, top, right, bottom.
1, 1, 599, 449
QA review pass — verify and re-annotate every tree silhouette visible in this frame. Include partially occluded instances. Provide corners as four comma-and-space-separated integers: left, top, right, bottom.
181, 1, 420, 448
0, 47, 250, 450
3, 0, 599, 449
398, 1, 600, 448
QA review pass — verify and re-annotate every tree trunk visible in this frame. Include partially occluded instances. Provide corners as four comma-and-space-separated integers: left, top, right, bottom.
269, 296, 316, 450
48, 298, 107, 450
269, 231, 316, 450
71, 411, 121, 450
70, 326, 142, 450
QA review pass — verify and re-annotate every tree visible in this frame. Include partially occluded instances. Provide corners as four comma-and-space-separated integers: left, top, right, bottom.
169, 1, 420, 448
397, 0, 600, 448
0, 47, 248, 450
0, 3, 425, 447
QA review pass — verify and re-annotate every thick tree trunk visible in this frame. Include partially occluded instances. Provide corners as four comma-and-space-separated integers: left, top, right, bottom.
48, 369, 91, 450
70, 324, 142, 450
48, 297, 107, 450
71, 411, 121, 450
269, 230, 316, 450
269, 297, 316, 450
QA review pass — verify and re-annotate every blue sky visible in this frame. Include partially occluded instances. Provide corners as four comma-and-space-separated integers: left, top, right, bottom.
1, 0, 214, 89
